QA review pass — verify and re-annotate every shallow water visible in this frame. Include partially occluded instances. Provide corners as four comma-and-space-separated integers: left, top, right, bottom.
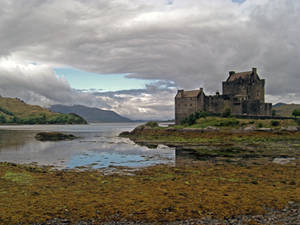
0, 123, 175, 170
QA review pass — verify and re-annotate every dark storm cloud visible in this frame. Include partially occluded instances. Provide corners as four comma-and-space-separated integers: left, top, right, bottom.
0, 0, 299, 119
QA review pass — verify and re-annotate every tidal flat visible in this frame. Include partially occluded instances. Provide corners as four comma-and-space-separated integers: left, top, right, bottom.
0, 161, 299, 225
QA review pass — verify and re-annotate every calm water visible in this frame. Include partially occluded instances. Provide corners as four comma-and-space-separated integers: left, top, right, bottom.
0, 123, 175, 170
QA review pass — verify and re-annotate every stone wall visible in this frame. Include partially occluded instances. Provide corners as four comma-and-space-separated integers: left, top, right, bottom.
242, 101, 272, 116
175, 97, 198, 124
222, 78, 265, 102
205, 96, 229, 114
247, 79, 265, 102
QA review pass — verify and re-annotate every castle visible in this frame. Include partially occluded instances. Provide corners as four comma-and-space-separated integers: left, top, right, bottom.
175, 68, 272, 124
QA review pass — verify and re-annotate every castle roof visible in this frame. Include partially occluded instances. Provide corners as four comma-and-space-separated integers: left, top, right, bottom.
227, 71, 252, 82
176, 90, 203, 98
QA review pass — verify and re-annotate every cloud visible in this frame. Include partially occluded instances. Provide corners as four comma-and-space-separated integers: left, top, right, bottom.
0, 0, 300, 120
0, 58, 109, 108
93, 80, 176, 120
0, 57, 175, 120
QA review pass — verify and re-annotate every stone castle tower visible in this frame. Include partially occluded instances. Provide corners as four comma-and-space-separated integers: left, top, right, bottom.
175, 68, 272, 124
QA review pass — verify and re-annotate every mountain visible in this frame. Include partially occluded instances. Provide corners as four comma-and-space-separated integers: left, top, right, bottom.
0, 96, 87, 124
50, 104, 132, 123
273, 103, 300, 117
273, 102, 287, 108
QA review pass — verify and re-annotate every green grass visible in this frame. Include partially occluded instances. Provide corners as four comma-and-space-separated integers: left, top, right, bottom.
2, 171, 33, 184
191, 117, 240, 128
178, 116, 297, 129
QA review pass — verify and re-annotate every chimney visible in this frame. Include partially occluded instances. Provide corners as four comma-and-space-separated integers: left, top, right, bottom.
252, 67, 257, 74
178, 90, 184, 95
229, 71, 235, 76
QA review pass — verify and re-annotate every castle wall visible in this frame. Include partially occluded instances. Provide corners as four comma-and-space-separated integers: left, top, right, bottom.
206, 96, 226, 114
222, 79, 265, 103
175, 96, 199, 124
242, 101, 272, 116
222, 81, 248, 97
196, 93, 205, 112
175, 91, 206, 124
230, 102, 243, 115
247, 79, 265, 102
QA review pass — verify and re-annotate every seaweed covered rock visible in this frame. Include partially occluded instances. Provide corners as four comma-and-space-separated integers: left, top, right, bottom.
144, 121, 159, 128
119, 131, 131, 137
35, 132, 78, 141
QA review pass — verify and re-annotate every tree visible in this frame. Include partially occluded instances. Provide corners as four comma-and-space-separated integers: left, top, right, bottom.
0, 115, 6, 123
222, 108, 231, 117
195, 111, 208, 119
270, 120, 280, 126
182, 113, 197, 126
272, 109, 276, 116
292, 109, 300, 118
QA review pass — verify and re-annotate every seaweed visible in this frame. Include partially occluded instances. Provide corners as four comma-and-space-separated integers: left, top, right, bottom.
35, 132, 78, 141
0, 162, 299, 224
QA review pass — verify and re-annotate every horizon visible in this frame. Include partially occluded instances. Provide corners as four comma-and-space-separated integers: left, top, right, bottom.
0, 0, 300, 120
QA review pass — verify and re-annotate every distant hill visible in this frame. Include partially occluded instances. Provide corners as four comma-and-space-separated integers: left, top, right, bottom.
0, 96, 87, 124
50, 104, 132, 123
273, 103, 300, 117
273, 103, 287, 108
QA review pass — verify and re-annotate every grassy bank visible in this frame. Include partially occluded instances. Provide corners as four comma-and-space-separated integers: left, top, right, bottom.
175, 116, 299, 129
121, 117, 300, 143
121, 122, 300, 145
119, 119, 300, 162
0, 162, 299, 224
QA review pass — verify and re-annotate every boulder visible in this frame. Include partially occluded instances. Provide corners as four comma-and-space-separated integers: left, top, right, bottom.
243, 126, 256, 131
286, 126, 298, 132
281, 126, 298, 132
203, 126, 219, 131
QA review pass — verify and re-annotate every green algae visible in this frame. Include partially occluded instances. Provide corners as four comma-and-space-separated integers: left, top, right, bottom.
2, 171, 33, 184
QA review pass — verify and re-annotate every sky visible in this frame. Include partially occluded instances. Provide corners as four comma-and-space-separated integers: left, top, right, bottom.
0, 0, 299, 120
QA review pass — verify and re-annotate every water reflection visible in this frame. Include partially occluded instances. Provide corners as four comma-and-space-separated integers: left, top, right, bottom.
0, 124, 176, 170
0, 130, 35, 151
